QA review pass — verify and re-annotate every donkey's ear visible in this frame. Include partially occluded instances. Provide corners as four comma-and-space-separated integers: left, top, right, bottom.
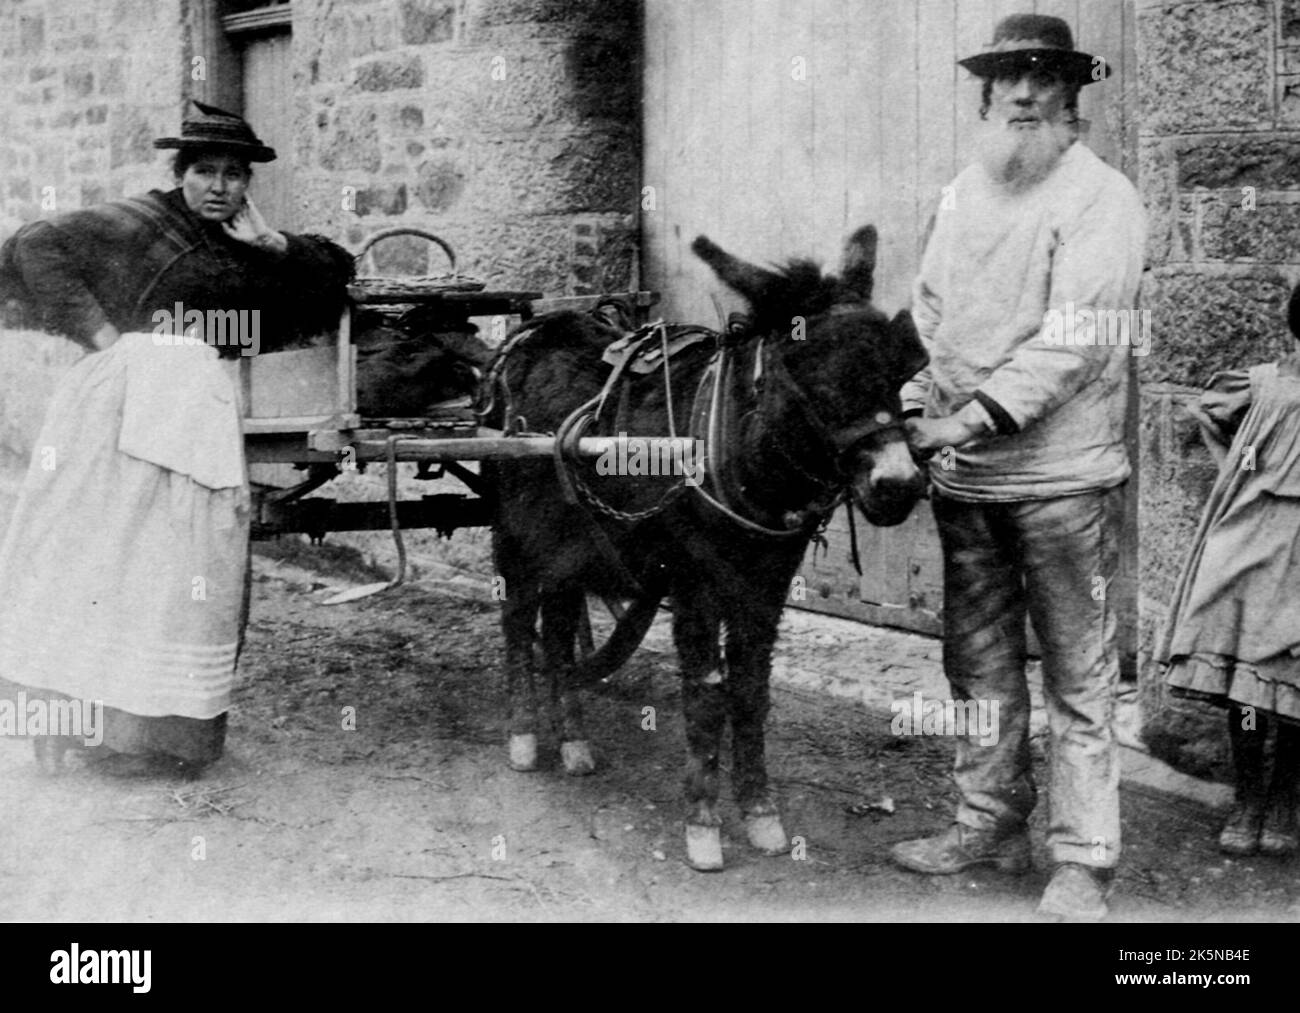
840, 225, 877, 302
692, 236, 782, 303
889, 309, 929, 382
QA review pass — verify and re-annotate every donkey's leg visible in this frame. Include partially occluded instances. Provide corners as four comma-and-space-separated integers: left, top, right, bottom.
726, 599, 788, 855
675, 589, 728, 871
542, 587, 596, 775
496, 537, 542, 771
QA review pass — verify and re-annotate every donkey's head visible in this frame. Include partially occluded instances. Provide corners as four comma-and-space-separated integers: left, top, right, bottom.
692, 226, 928, 527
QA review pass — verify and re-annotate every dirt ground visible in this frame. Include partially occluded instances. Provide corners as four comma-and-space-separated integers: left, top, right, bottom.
0, 538, 1297, 924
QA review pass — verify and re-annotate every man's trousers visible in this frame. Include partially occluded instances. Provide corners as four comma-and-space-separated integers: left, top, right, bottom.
932, 485, 1125, 868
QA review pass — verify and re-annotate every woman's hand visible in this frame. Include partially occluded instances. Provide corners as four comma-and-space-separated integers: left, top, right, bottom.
222, 197, 288, 255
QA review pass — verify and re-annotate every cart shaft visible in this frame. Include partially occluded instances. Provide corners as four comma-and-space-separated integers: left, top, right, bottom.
309, 427, 681, 463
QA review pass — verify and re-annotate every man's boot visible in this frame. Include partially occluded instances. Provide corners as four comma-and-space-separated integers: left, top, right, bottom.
890, 823, 1031, 875
1038, 863, 1114, 922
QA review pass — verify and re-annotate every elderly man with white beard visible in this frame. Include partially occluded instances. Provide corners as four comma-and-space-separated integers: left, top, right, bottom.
889, 14, 1146, 922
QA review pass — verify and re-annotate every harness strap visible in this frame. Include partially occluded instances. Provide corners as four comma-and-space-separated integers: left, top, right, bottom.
554, 399, 647, 597
548, 317, 888, 550
478, 315, 552, 429
845, 489, 863, 577
595, 323, 655, 419
690, 343, 810, 538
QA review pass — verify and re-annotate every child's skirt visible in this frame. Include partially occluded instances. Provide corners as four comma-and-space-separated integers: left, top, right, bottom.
1158, 362, 1300, 724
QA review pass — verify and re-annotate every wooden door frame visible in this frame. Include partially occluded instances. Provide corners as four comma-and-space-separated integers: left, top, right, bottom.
182, 2, 295, 108
182, 0, 244, 112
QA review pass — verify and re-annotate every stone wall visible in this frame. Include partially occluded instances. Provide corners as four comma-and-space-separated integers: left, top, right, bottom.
0, 0, 641, 289
293, 0, 641, 293
0, 0, 643, 464
1137, 0, 1300, 777
0, 0, 187, 235
0, 0, 189, 469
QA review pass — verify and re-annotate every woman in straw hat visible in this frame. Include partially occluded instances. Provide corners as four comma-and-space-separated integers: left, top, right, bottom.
0, 102, 353, 777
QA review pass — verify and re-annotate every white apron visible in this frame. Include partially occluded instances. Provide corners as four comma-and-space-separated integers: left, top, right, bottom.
0, 332, 248, 719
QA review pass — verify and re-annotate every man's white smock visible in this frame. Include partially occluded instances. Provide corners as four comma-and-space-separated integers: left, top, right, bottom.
902, 141, 1147, 501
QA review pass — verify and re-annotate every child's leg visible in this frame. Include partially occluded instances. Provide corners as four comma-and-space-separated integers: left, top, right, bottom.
1220, 705, 1268, 855
1260, 718, 1299, 856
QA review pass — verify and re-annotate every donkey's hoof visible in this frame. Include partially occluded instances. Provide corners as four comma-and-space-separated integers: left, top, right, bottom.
508, 734, 538, 771
744, 813, 788, 855
560, 740, 596, 776
686, 824, 724, 872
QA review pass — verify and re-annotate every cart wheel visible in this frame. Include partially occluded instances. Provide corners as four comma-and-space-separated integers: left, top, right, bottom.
571, 593, 662, 687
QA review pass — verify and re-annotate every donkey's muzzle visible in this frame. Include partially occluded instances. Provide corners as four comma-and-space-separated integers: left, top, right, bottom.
852, 437, 926, 527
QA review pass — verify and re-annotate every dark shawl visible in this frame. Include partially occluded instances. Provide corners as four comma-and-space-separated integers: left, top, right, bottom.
0, 189, 353, 355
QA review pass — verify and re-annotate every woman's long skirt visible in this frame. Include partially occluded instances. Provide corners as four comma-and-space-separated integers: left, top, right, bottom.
0, 332, 249, 765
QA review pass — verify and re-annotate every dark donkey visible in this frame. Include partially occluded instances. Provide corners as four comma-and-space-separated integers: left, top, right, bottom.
484, 227, 928, 870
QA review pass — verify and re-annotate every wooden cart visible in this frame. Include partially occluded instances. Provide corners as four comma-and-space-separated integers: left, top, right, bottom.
243, 227, 658, 548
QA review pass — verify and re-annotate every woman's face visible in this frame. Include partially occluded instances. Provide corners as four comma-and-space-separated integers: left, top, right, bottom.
179, 153, 251, 222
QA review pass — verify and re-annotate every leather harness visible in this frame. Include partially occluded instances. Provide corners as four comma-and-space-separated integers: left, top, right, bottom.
543, 318, 905, 590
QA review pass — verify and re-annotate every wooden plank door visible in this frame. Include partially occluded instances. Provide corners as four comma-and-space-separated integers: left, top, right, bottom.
641, 0, 1139, 663
239, 30, 295, 231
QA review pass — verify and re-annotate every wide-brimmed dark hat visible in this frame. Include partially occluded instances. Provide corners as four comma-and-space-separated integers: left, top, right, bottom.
958, 14, 1110, 86
153, 100, 277, 162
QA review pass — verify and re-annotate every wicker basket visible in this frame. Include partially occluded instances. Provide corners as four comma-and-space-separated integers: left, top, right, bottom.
348, 276, 486, 299
350, 227, 486, 301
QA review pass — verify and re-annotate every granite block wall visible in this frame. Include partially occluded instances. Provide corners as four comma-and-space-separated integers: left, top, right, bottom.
0, 0, 644, 462
1137, 0, 1300, 778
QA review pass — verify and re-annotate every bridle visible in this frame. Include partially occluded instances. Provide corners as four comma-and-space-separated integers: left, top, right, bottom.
754, 332, 907, 479
688, 324, 907, 538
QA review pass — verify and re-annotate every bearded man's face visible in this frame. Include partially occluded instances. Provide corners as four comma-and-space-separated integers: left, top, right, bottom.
978, 67, 1076, 190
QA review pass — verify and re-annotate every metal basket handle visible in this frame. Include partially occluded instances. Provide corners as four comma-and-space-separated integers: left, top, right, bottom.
354, 227, 457, 278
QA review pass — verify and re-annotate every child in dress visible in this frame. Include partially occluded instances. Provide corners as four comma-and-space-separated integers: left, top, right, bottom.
1158, 284, 1300, 857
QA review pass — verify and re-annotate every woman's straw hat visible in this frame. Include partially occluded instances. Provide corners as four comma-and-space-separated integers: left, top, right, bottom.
153, 100, 277, 162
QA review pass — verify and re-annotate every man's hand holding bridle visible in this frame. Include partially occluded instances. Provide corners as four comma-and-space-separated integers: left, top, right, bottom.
905, 402, 994, 453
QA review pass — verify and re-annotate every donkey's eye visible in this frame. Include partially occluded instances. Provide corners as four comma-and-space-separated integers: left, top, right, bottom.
874, 411, 893, 426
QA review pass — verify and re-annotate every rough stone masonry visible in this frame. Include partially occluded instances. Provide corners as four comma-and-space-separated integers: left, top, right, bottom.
1137, 0, 1300, 777
0, 0, 642, 458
